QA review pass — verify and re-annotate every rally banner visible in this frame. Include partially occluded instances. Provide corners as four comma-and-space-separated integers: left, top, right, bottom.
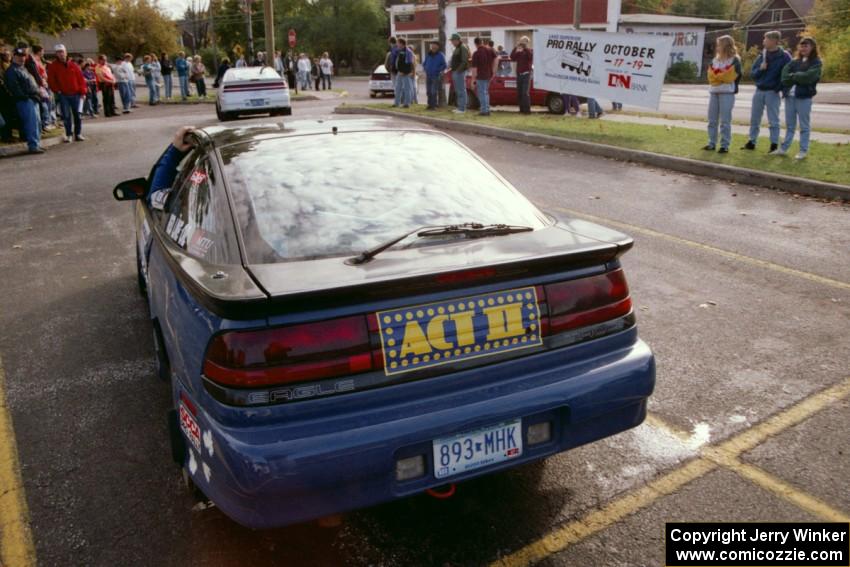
533, 28, 674, 109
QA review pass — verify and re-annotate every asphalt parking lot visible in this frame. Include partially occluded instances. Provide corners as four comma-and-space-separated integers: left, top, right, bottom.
0, 84, 848, 566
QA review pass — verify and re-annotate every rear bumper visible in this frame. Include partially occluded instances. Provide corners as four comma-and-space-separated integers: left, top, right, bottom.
182, 329, 655, 529
218, 92, 291, 113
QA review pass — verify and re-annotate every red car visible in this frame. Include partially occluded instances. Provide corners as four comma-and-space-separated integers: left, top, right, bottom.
449, 57, 571, 114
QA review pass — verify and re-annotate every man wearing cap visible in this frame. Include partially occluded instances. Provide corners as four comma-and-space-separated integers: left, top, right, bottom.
511, 36, 533, 114
4, 47, 44, 153
423, 40, 447, 110
47, 44, 87, 142
448, 34, 469, 114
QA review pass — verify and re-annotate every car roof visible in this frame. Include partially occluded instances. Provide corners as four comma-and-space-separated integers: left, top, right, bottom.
223, 66, 281, 81
198, 117, 437, 149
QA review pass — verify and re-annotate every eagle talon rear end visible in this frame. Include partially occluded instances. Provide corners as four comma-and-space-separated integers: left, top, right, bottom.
114, 117, 655, 528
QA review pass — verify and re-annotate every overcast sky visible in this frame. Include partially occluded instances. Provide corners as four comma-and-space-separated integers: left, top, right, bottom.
159, 0, 190, 19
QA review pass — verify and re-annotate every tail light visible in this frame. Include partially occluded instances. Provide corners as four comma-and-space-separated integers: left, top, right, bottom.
203, 270, 632, 390
203, 315, 375, 388
542, 269, 632, 336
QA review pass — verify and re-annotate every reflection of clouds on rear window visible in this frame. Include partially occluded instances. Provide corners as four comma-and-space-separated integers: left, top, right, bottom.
223, 131, 546, 262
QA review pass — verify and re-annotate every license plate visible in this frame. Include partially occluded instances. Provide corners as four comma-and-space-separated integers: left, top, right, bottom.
248, 98, 267, 107
433, 419, 523, 479
505, 80, 517, 88
376, 286, 542, 376
372, 81, 392, 89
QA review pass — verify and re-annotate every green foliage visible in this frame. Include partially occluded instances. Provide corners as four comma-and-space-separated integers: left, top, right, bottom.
94, 0, 178, 58
211, 0, 386, 71
0, 0, 99, 43
669, 0, 730, 18
665, 60, 699, 82
805, 0, 850, 81
739, 45, 760, 83
200, 46, 226, 71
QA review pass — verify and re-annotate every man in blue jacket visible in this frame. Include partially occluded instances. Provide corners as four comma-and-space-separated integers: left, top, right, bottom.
5, 47, 44, 153
423, 41, 447, 110
742, 31, 791, 152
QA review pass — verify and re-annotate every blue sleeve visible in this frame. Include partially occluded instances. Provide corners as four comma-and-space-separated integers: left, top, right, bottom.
750, 55, 763, 79
147, 145, 188, 205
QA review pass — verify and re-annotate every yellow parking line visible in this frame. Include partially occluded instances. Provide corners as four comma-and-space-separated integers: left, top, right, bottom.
495, 377, 850, 567
547, 205, 850, 292
703, 448, 850, 523
714, 377, 850, 457
0, 356, 36, 567
492, 458, 717, 567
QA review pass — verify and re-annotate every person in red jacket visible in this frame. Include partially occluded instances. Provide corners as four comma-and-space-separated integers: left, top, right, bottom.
47, 44, 87, 142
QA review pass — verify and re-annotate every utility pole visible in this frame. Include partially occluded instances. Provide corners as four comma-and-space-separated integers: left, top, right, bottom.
209, 0, 218, 68
573, 0, 582, 29
263, 0, 274, 61
438, 0, 447, 106
245, 0, 254, 62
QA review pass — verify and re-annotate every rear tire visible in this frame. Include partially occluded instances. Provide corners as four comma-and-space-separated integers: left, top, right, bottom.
467, 90, 480, 110
546, 93, 566, 115
369, 91, 376, 98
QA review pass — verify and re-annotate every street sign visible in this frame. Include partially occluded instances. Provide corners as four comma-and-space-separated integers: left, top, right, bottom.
288, 29, 296, 48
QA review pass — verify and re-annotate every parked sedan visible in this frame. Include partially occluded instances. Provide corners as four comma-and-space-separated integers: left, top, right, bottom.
112, 118, 655, 529
451, 57, 574, 114
215, 66, 291, 121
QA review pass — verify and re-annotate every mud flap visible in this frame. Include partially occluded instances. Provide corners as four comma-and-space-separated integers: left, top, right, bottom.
168, 409, 186, 465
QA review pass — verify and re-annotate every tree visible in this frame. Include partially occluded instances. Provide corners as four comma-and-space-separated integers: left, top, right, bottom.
0, 0, 99, 44
183, 0, 211, 52
211, 0, 386, 70
94, 0, 179, 57
669, 0, 730, 19
804, 0, 850, 80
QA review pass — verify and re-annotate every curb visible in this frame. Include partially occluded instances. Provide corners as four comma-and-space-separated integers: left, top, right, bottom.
335, 106, 850, 201
0, 134, 64, 159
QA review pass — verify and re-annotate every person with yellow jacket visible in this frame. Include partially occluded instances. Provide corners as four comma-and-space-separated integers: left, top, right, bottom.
704, 35, 742, 154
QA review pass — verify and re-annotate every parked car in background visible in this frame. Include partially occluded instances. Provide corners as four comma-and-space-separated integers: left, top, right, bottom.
369, 65, 394, 98
216, 66, 291, 121
450, 57, 574, 114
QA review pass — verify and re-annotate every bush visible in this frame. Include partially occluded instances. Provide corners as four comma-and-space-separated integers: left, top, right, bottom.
818, 27, 850, 82
665, 60, 699, 83
199, 47, 227, 74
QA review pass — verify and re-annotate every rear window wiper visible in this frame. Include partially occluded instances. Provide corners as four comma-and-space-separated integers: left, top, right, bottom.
346, 222, 533, 266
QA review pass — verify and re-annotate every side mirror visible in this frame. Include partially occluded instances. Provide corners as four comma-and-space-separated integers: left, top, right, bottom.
113, 177, 148, 201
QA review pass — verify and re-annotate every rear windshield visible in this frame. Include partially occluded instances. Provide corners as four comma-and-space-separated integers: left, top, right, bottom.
220, 130, 548, 263
224, 67, 280, 82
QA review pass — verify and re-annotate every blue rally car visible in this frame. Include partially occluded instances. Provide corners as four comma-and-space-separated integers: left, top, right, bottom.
113, 118, 655, 528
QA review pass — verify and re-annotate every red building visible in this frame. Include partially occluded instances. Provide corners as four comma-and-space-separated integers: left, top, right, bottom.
742, 0, 814, 50
390, 0, 622, 60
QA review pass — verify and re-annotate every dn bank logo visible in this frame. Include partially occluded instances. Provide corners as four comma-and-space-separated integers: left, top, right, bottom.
608, 73, 648, 91
608, 73, 631, 88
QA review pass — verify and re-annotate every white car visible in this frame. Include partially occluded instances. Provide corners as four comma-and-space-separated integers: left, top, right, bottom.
369, 65, 394, 98
560, 50, 591, 76
216, 66, 291, 121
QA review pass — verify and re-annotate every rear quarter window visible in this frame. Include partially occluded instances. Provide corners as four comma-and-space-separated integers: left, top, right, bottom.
220, 130, 548, 263
162, 157, 240, 264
